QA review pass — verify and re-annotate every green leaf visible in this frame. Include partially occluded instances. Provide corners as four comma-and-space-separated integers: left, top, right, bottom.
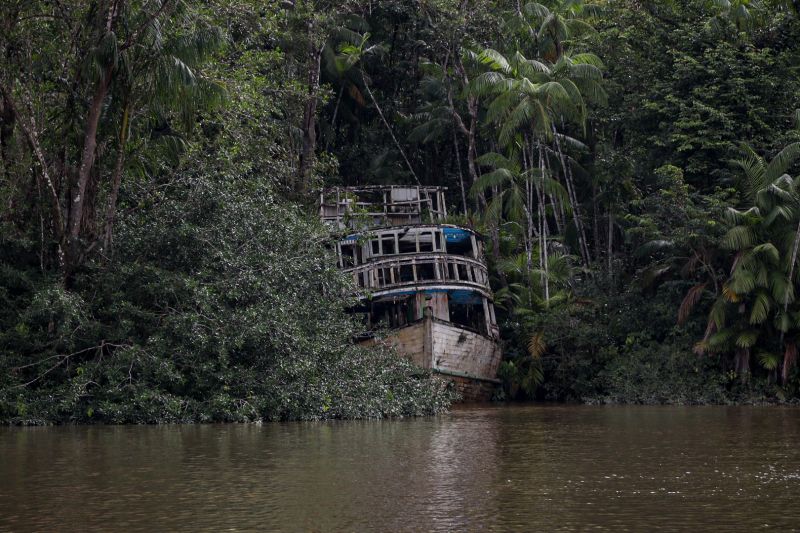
721, 225, 757, 250
758, 351, 780, 370
749, 291, 771, 325
766, 142, 800, 182
736, 329, 760, 348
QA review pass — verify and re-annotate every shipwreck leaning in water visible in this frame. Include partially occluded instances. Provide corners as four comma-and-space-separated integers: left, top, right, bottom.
319, 186, 502, 400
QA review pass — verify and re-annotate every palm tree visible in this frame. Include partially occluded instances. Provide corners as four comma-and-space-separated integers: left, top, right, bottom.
685, 140, 800, 382
320, 18, 368, 150
709, 0, 766, 32
472, 149, 568, 305
503, 0, 601, 61
101, 15, 224, 252
470, 48, 604, 267
0, 1, 224, 274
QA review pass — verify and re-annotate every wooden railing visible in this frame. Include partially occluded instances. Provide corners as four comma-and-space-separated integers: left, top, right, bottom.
344, 253, 490, 293
319, 186, 447, 228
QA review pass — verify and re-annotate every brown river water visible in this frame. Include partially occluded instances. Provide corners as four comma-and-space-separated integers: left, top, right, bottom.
2, 405, 800, 531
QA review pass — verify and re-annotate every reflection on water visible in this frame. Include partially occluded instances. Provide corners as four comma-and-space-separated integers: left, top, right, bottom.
2, 405, 800, 531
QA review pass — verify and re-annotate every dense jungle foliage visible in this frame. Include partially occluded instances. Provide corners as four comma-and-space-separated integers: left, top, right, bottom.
2, 0, 800, 423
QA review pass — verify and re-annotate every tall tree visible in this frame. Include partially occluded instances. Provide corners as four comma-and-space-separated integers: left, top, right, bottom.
0, 0, 222, 278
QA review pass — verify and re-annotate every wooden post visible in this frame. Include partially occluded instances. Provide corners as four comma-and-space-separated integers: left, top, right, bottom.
422, 304, 433, 369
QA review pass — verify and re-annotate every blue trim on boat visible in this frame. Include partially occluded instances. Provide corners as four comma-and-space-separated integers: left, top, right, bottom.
374, 288, 483, 304
442, 227, 471, 243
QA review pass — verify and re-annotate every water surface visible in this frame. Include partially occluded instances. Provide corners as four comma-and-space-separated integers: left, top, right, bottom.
2, 405, 800, 531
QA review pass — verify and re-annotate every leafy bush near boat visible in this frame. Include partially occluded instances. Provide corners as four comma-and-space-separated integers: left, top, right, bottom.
0, 170, 453, 425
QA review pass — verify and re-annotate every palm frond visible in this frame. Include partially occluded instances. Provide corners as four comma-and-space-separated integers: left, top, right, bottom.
774, 310, 792, 333
506, 185, 527, 223
769, 271, 794, 305
471, 170, 513, 197
752, 242, 780, 264
728, 267, 756, 294
469, 71, 512, 97
483, 194, 506, 224
750, 290, 772, 325
678, 283, 708, 325
758, 351, 781, 370
528, 331, 546, 358
736, 329, 760, 348
709, 297, 728, 329
766, 142, 800, 181
734, 152, 767, 200
570, 52, 605, 69
478, 48, 512, 73
721, 225, 757, 250
722, 283, 740, 303
476, 151, 517, 171
722, 206, 760, 226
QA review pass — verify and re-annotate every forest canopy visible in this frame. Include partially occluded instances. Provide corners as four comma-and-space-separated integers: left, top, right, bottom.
2, 0, 800, 423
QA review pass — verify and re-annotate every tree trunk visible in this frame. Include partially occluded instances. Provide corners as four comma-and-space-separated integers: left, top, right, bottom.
538, 143, 549, 304
521, 139, 534, 275
489, 184, 508, 289
779, 218, 800, 350
453, 53, 485, 210
783, 342, 797, 385
451, 126, 468, 215
0, 92, 15, 185
0, 83, 66, 269
325, 85, 344, 151
735, 348, 751, 381
607, 210, 614, 276
103, 102, 130, 253
553, 129, 590, 268
298, 25, 322, 194
593, 182, 600, 262
465, 98, 485, 210
67, 63, 113, 269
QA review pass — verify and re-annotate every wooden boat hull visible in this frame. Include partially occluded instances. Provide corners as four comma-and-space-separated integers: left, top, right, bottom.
361, 315, 502, 402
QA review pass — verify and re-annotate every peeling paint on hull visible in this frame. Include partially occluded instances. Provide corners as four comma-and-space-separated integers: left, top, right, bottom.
361, 316, 502, 401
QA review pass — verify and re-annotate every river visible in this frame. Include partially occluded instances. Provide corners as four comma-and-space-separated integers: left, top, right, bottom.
2, 405, 800, 531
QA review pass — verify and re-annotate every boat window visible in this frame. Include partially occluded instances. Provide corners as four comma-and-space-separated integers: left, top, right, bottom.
457, 263, 469, 281
382, 235, 396, 255
446, 238, 472, 256
398, 234, 417, 254
340, 243, 355, 268
376, 267, 391, 287
418, 231, 434, 252
367, 296, 415, 329
417, 263, 435, 281
449, 302, 487, 334
400, 265, 414, 282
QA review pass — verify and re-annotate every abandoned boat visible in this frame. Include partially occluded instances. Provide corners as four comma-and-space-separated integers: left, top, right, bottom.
319, 185, 502, 401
